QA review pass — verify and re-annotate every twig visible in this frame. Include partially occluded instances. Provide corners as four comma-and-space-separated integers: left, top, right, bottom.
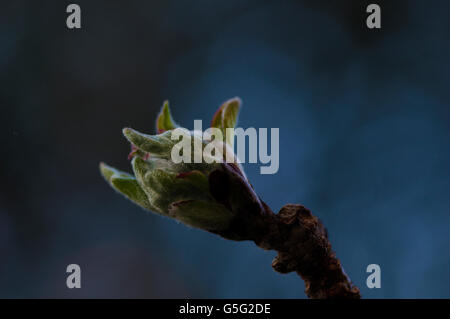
210, 163, 361, 299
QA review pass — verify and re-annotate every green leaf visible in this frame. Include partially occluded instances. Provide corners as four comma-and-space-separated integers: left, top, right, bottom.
222, 98, 240, 130
99, 162, 154, 211
99, 161, 119, 182
156, 100, 178, 133
211, 104, 224, 129
110, 176, 155, 211
133, 157, 215, 212
168, 200, 233, 231
210, 97, 241, 146
176, 170, 209, 193
123, 128, 174, 157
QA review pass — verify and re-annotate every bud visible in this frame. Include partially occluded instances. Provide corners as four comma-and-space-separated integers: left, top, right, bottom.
100, 98, 255, 233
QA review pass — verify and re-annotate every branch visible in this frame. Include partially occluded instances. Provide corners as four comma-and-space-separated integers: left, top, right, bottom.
210, 163, 361, 299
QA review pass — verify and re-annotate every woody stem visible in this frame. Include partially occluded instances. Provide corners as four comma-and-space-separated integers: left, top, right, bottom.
210, 164, 361, 299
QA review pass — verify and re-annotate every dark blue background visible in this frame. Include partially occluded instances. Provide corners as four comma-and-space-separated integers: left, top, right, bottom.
1, 0, 449, 298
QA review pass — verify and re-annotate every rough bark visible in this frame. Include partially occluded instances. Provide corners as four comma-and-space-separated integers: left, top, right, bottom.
210, 163, 361, 299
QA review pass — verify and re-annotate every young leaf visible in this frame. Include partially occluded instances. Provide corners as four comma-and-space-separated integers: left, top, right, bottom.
168, 199, 233, 231
156, 100, 178, 133
123, 128, 173, 157
222, 97, 241, 130
99, 162, 154, 211
211, 104, 224, 130
210, 97, 241, 146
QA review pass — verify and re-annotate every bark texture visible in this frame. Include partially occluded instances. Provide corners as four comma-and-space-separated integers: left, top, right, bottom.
210, 163, 361, 299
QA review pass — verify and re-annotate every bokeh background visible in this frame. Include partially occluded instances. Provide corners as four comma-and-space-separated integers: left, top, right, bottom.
1, 0, 449, 298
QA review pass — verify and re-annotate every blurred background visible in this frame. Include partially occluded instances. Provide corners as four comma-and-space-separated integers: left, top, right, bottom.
0, 0, 449, 298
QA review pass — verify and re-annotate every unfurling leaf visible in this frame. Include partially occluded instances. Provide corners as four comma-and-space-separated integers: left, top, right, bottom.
99, 162, 154, 211
211, 97, 241, 146
156, 100, 178, 133
168, 199, 233, 231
